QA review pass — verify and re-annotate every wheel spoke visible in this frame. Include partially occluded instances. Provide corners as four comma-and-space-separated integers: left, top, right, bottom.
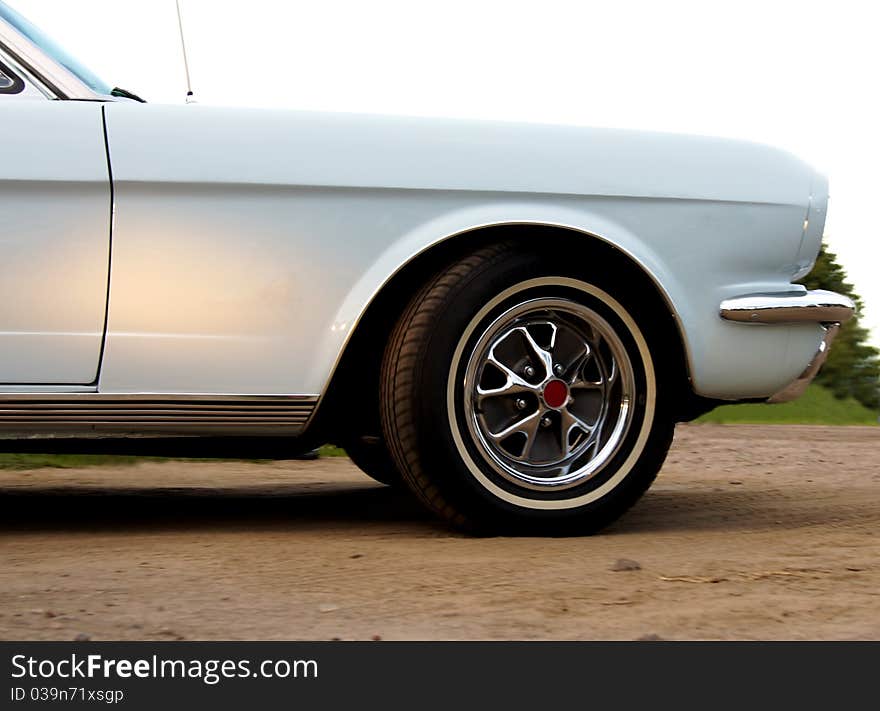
486, 408, 543, 454
571, 379, 603, 391
559, 407, 595, 457
515, 326, 554, 379
562, 342, 592, 385
591, 415, 606, 455
520, 412, 542, 460
546, 321, 559, 351
605, 353, 618, 385
476, 380, 533, 401
477, 349, 537, 405
571, 343, 610, 390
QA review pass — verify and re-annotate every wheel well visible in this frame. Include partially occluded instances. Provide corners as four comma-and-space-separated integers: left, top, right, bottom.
311, 225, 707, 445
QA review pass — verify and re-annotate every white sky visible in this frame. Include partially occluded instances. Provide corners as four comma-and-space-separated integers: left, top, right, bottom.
11, 0, 880, 347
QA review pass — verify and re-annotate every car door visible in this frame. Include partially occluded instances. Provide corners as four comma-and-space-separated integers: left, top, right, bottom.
0, 58, 111, 384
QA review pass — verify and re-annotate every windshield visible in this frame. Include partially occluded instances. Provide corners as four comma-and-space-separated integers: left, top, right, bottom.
0, 1, 111, 94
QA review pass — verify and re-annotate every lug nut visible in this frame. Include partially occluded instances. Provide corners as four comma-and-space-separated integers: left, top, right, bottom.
540, 415, 553, 429
515, 398, 527, 411
554, 364, 565, 376
524, 365, 535, 378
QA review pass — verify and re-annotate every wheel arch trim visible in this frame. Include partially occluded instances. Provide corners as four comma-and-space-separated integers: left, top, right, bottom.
305, 202, 695, 430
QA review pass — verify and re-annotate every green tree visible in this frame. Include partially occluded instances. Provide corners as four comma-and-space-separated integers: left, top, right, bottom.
798, 246, 880, 410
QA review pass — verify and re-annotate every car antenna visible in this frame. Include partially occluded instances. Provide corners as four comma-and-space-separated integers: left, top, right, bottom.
175, 0, 196, 103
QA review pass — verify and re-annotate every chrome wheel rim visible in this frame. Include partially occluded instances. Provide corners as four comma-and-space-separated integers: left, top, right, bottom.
462, 297, 635, 491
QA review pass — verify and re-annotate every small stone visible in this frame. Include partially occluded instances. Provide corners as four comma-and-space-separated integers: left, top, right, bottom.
44, 610, 56, 618
319, 604, 339, 613
350, 553, 364, 559
611, 558, 642, 572
74, 633, 91, 642
371, 634, 382, 641
637, 633, 664, 641
729, 480, 743, 485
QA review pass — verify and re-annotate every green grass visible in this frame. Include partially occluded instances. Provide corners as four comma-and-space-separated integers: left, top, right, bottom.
318, 444, 348, 457
696, 384, 879, 425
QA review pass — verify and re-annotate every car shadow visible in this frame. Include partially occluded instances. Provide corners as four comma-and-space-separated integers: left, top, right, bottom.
0, 481, 867, 535
0, 482, 436, 533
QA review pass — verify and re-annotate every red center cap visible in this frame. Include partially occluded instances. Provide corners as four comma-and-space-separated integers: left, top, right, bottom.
542, 379, 569, 409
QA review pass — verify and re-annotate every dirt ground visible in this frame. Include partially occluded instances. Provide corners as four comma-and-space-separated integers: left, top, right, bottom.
1, 424, 877, 641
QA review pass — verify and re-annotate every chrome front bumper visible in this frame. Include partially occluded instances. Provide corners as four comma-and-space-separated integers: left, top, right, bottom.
719, 289, 855, 403
719, 289, 855, 325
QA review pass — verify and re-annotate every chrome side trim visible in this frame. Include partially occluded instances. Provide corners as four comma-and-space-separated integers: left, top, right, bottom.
0, 16, 101, 100
0, 42, 51, 99
0, 385, 97, 393
0, 394, 318, 436
719, 289, 855, 325
768, 324, 839, 403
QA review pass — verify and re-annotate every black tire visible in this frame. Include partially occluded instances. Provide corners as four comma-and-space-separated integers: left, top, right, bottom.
379, 243, 675, 535
343, 435, 403, 487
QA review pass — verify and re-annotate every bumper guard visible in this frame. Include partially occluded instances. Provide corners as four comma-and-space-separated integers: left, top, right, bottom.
719, 289, 855, 403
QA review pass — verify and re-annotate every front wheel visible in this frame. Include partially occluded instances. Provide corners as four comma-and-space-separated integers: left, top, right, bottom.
380, 244, 674, 534
342, 435, 402, 487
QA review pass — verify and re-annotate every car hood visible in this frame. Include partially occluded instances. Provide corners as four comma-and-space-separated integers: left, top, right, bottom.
104, 103, 818, 209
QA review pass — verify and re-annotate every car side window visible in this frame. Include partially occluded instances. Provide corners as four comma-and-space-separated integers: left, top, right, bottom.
0, 59, 24, 94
